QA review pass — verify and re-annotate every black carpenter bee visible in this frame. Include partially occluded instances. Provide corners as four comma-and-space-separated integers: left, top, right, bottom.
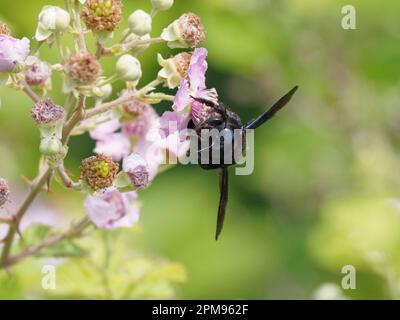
188, 86, 298, 240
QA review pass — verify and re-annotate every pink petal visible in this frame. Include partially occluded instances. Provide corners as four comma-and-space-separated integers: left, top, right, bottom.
84, 188, 140, 230
159, 111, 189, 138
173, 78, 191, 112
0, 35, 30, 72
93, 133, 131, 161
90, 118, 121, 140
188, 47, 208, 91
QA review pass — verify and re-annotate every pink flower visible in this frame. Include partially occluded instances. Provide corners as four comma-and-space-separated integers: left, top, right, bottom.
159, 111, 189, 138
173, 47, 218, 125
84, 188, 139, 230
90, 119, 130, 161
94, 133, 131, 162
0, 34, 30, 72
134, 115, 166, 180
134, 112, 189, 175
90, 118, 121, 140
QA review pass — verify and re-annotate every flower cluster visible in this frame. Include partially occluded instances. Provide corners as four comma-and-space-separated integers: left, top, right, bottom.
0, 0, 215, 268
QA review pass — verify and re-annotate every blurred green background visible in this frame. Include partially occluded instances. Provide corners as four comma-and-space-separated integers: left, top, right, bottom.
2, 0, 400, 299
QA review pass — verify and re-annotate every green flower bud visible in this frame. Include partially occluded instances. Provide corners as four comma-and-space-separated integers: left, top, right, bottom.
116, 54, 142, 82
128, 10, 152, 36
39, 136, 64, 156
35, 6, 71, 41
151, 0, 174, 11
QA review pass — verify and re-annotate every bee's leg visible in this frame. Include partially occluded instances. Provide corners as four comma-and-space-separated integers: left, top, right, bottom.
245, 86, 298, 130
215, 167, 229, 240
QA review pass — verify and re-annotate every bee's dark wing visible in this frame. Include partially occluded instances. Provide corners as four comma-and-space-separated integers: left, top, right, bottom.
215, 167, 229, 240
245, 86, 298, 130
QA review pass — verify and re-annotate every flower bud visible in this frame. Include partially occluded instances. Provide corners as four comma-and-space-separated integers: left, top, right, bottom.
123, 33, 151, 56
116, 54, 142, 82
93, 83, 112, 100
157, 52, 191, 89
81, 154, 119, 191
0, 22, 10, 35
35, 6, 71, 41
128, 10, 152, 36
161, 13, 205, 49
31, 98, 65, 127
82, 0, 123, 33
25, 58, 52, 87
0, 178, 10, 207
151, 0, 174, 11
123, 153, 149, 189
39, 136, 64, 157
0, 35, 30, 73
66, 52, 102, 84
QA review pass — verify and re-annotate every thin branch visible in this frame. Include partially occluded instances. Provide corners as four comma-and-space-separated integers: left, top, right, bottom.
84, 94, 133, 119
0, 168, 53, 266
3, 217, 92, 268
0, 95, 87, 268
73, 0, 87, 52
84, 79, 162, 119
62, 94, 86, 144
22, 82, 40, 103
56, 164, 81, 190
0, 215, 14, 225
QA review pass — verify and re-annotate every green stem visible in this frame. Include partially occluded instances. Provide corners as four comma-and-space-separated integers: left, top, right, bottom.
54, 33, 64, 62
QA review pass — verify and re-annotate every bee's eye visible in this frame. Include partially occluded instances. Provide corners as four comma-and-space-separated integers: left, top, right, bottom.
207, 118, 223, 127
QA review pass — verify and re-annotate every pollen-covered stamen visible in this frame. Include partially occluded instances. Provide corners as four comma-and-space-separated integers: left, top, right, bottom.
121, 90, 150, 117
0, 178, 10, 207
174, 52, 192, 77
66, 52, 102, 84
81, 0, 123, 32
178, 13, 205, 48
157, 52, 192, 89
31, 98, 65, 125
81, 154, 119, 190
0, 22, 10, 35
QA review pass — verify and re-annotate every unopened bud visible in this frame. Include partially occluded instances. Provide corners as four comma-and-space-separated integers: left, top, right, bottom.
161, 13, 205, 49
81, 154, 119, 191
39, 136, 64, 157
0, 178, 10, 207
123, 33, 151, 56
157, 52, 191, 89
151, 0, 174, 11
93, 83, 112, 100
128, 10, 152, 36
116, 54, 142, 82
35, 6, 71, 41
